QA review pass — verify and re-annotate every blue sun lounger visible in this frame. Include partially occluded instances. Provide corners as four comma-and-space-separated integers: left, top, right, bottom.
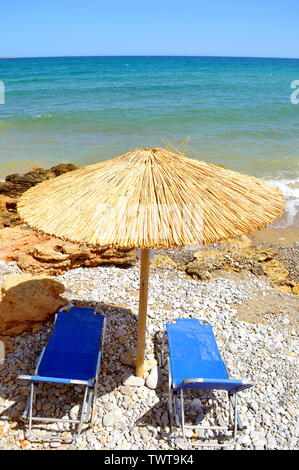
18, 306, 106, 441
161, 319, 253, 447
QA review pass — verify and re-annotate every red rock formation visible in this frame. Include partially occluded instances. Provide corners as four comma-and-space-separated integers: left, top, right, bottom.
0, 226, 137, 275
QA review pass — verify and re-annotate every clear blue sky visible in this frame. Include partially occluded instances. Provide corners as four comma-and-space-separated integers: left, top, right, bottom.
1, 0, 298, 58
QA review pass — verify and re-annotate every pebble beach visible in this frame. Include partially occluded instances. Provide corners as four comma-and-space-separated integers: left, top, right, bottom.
0, 238, 298, 451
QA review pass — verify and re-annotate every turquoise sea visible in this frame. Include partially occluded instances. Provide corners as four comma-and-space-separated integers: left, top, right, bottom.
0, 56, 298, 227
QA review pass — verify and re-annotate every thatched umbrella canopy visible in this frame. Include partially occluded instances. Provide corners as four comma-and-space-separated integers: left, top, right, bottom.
18, 147, 285, 376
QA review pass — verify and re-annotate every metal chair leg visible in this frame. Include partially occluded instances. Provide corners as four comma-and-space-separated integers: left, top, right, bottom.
24, 382, 92, 442
171, 388, 239, 448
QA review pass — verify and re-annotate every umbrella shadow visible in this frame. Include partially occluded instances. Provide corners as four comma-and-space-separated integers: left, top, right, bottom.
0, 297, 141, 440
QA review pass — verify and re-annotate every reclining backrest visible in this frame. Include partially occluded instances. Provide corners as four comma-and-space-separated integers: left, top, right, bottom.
48, 307, 104, 355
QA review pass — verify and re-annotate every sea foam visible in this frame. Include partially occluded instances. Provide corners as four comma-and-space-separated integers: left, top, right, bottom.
267, 178, 299, 228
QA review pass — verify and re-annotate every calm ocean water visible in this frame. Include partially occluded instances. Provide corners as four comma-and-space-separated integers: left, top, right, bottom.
0, 56, 298, 227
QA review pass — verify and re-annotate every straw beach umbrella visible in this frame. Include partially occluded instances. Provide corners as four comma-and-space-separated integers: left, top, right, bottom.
18, 147, 285, 376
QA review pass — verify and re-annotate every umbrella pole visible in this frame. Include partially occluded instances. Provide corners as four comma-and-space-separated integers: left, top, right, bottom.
136, 247, 150, 377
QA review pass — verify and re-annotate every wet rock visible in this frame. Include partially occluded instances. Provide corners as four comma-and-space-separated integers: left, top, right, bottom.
0, 164, 78, 198
0, 164, 78, 229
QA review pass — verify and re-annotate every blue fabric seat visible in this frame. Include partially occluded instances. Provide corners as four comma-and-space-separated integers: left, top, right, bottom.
18, 306, 106, 441
164, 318, 253, 447
38, 307, 104, 383
167, 319, 249, 393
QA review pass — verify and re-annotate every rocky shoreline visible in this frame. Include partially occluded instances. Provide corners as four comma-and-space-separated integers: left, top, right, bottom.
0, 164, 298, 450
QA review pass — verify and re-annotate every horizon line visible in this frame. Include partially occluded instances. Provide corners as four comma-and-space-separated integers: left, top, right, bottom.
1, 54, 299, 60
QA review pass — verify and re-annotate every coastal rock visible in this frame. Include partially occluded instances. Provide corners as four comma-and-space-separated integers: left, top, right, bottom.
185, 250, 226, 280
0, 195, 20, 228
261, 259, 289, 284
150, 255, 177, 269
0, 227, 47, 262
219, 235, 252, 250
185, 259, 214, 280
0, 226, 137, 275
0, 273, 66, 336
0, 163, 78, 198
0, 163, 78, 228
293, 283, 299, 295
184, 245, 287, 284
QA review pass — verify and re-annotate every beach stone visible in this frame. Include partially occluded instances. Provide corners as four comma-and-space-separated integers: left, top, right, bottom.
145, 366, 162, 390
238, 434, 252, 447
50, 441, 61, 448
114, 327, 126, 338
253, 438, 267, 450
0, 273, 66, 335
143, 358, 158, 373
70, 405, 80, 420
103, 414, 114, 427
122, 373, 145, 387
189, 398, 202, 413
120, 348, 136, 367
175, 437, 188, 450
118, 335, 129, 345
103, 407, 123, 427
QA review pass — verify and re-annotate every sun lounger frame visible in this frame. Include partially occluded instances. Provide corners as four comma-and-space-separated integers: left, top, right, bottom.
161, 319, 253, 448
18, 306, 106, 442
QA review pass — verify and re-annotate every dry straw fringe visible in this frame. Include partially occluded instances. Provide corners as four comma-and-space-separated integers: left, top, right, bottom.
18, 147, 285, 249
161, 136, 189, 157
